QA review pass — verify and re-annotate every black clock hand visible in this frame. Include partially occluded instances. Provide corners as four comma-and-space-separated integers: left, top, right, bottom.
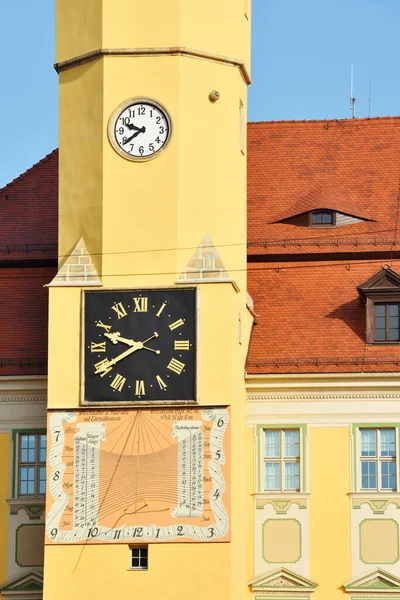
123, 127, 146, 145
124, 123, 142, 131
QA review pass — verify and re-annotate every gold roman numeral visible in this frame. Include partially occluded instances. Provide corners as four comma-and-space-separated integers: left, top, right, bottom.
156, 302, 167, 317
156, 375, 167, 390
110, 374, 126, 392
133, 297, 148, 312
111, 302, 127, 319
174, 340, 190, 351
135, 380, 145, 396
94, 358, 113, 377
169, 318, 184, 331
96, 320, 112, 332
91, 341, 106, 353
167, 358, 185, 375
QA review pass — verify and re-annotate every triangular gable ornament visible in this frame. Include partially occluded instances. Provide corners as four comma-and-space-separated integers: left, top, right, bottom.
47, 237, 102, 287
344, 568, 400, 596
1, 570, 43, 598
358, 266, 400, 301
248, 567, 317, 596
176, 233, 238, 290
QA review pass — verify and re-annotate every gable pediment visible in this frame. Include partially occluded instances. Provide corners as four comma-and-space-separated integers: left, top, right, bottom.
344, 568, 400, 594
0, 570, 43, 597
358, 266, 400, 300
249, 567, 317, 594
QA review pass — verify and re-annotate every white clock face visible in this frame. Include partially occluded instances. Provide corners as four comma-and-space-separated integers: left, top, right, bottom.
108, 99, 171, 161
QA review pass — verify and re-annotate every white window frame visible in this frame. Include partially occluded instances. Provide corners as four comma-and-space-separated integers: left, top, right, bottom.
263, 429, 301, 493
358, 427, 398, 492
15, 431, 47, 498
130, 546, 148, 570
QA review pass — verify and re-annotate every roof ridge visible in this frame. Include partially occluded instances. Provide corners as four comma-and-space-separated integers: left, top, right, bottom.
0, 148, 59, 194
248, 115, 400, 125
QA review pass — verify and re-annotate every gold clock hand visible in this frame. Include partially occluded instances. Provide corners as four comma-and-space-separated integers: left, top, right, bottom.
142, 346, 161, 354
104, 332, 136, 346
94, 342, 141, 374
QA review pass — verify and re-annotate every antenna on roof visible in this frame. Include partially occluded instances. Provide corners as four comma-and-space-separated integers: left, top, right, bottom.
350, 65, 371, 118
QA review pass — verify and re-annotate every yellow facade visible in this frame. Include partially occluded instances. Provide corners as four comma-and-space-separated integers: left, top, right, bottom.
0, 434, 10, 600
45, 1, 252, 599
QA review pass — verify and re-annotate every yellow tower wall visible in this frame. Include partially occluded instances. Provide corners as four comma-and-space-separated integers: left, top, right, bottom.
46, 0, 252, 598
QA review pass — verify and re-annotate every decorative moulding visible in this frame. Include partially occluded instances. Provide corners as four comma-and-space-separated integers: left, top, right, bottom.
253, 493, 309, 514
47, 237, 102, 287
7, 497, 45, 520
350, 494, 400, 514
0, 570, 43, 599
0, 376, 47, 405
176, 233, 239, 291
246, 373, 400, 400
249, 567, 317, 597
344, 568, 400, 596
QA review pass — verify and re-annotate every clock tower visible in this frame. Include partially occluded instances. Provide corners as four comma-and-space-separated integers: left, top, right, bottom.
44, 1, 252, 599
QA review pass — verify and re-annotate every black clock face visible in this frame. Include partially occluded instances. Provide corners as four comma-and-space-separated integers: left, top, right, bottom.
83, 288, 196, 403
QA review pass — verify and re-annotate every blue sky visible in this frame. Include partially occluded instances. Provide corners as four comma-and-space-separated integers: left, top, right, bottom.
0, 0, 399, 188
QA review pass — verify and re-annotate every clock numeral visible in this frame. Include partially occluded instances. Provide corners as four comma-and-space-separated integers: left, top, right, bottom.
133, 297, 148, 312
156, 375, 167, 390
167, 358, 185, 375
112, 302, 127, 319
96, 320, 112, 332
156, 302, 167, 317
94, 359, 113, 377
110, 374, 126, 392
138, 106, 145, 115
174, 340, 190, 351
169, 318, 184, 331
91, 341, 106, 353
139, 146, 144, 155
135, 380, 146, 396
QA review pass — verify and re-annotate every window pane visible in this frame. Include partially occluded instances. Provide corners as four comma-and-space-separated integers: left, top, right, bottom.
131, 556, 139, 568
39, 467, 46, 494
322, 213, 333, 224
361, 430, 377, 457
284, 461, 300, 490
381, 429, 396, 457
140, 555, 148, 568
389, 305, 399, 316
375, 316, 386, 329
313, 213, 322, 224
39, 435, 47, 462
375, 329, 386, 341
361, 461, 377, 489
389, 328, 399, 341
375, 305, 386, 317
265, 431, 280, 458
284, 430, 300, 458
21, 436, 29, 449
381, 461, 397, 489
265, 462, 280, 490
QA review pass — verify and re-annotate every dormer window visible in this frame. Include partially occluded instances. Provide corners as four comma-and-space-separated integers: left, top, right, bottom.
309, 210, 335, 227
358, 267, 400, 344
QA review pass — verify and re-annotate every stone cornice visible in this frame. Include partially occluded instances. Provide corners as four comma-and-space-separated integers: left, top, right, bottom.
0, 375, 47, 404
54, 46, 252, 84
246, 372, 400, 400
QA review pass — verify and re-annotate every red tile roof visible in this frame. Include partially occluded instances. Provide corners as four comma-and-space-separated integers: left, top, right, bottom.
0, 150, 58, 260
247, 117, 400, 373
0, 267, 56, 375
247, 117, 400, 256
247, 259, 400, 374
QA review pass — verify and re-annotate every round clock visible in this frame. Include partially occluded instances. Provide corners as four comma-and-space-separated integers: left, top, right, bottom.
107, 98, 172, 161
83, 288, 196, 403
